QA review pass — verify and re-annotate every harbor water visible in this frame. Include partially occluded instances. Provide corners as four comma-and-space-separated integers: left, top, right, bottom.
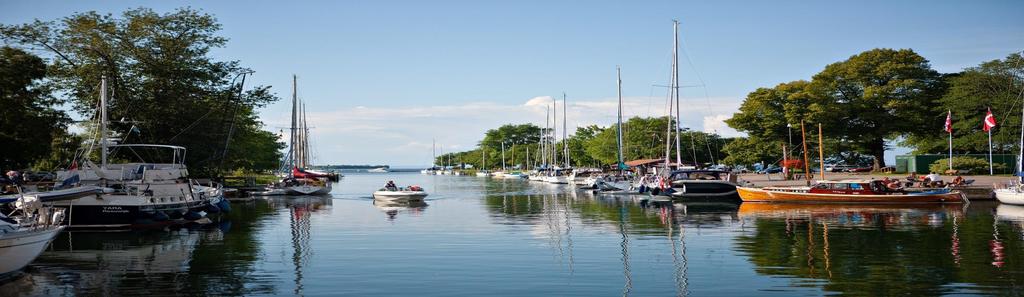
2, 172, 1022, 296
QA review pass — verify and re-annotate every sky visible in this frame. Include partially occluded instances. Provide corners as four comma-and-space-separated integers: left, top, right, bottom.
2, 0, 1022, 167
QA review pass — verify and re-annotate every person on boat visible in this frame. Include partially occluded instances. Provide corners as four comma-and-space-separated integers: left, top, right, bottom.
385, 180, 397, 191
885, 178, 903, 191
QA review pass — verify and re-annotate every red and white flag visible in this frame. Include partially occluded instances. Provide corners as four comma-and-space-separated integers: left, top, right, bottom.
944, 110, 952, 133
983, 108, 997, 132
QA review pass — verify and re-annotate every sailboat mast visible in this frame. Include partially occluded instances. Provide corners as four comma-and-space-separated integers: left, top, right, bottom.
501, 142, 507, 171
563, 92, 569, 168
302, 101, 310, 168
290, 75, 298, 171
672, 20, 683, 167
100, 76, 108, 169
432, 139, 436, 168
544, 106, 549, 168
1019, 95, 1024, 182
616, 67, 625, 170
552, 99, 558, 166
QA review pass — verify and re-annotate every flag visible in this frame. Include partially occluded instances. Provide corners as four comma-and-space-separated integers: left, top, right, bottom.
59, 160, 80, 189
944, 110, 952, 133
983, 108, 997, 132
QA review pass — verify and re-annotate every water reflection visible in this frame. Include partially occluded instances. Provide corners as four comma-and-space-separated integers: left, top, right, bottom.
735, 203, 1023, 295
373, 200, 428, 221
266, 196, 332, 296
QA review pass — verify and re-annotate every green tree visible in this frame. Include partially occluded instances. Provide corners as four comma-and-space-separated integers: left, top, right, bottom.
0, 46, 69, 170
808, 48, 945, 167
1, 8, 282, 176
905, 52, 1023, 155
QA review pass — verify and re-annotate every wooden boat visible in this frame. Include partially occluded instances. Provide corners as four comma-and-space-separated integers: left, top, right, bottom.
737, 180, 965, 204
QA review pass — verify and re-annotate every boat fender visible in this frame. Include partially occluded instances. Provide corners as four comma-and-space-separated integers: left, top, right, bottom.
152, 211, 170, 222
206, 203, 221, 214
183, 211, 203, 221
216, 199, 231, 213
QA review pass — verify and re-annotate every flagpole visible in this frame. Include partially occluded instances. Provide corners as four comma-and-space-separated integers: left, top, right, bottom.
989, 128, 994, 175
948, 110, 953, 171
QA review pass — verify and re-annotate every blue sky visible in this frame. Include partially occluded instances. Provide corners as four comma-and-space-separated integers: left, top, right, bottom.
3, 0, 1022, 166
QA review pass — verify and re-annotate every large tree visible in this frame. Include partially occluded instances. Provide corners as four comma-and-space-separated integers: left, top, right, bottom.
904, 52, 1023, 155
1, 8, 282, 175
808, 48, 945, 167
0, 46, 69, 171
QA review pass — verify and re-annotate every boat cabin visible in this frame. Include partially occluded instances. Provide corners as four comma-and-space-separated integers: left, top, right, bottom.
808, 180, 891, 195
668, 170, 729, 181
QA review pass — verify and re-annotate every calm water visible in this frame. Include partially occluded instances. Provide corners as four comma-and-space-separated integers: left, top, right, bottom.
3, 173, 1023, 296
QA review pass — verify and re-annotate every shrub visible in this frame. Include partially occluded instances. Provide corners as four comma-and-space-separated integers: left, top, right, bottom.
929, 156, 1006, 175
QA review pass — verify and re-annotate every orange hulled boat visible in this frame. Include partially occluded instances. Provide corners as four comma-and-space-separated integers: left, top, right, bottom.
737, 180, 965, 204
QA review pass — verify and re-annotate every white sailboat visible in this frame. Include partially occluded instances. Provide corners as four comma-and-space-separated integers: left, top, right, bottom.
0, 195, 66, 276
596, 66, 635, 192
477, 146, 492, 177
544, 94, 571, 184
995, 92, 1024, 204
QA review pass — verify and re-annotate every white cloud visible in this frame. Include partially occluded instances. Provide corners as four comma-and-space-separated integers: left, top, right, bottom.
703, 114, 744, 138
266, 95, 744, 166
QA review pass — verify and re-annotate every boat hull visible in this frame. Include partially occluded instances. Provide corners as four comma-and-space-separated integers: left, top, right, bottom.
737, 186, 964, 204
995, 188, 1024, 205
0, 226, 64, 276
286, 184, 332, 196
373, 191, 428, 202
669, 180, 738, 198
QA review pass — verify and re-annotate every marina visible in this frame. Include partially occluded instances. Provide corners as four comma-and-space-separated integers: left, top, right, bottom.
1, 1, 1023, 295
2, 172, 1023, 295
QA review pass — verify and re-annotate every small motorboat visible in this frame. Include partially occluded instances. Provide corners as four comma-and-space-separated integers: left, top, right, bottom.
373, 185, 428, 202
475, 170, 492, 177
368, 167, 389, 173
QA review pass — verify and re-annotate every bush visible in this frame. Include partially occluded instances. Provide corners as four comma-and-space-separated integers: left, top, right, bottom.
929, 157, 1006, 175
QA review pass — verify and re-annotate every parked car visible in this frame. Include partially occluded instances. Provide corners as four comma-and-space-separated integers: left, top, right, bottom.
757, 166, 783, 174
848, 167, 873, 173
825, 164, 857, 172
22, 171, 56, 182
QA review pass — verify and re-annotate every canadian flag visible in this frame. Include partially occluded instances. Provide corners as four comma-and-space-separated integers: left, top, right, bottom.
983, 108, 997, 132
944, 110, 952, 133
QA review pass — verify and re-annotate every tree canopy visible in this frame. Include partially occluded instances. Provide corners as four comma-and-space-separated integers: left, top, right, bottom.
0, 46, 69, 170
1, 8, 283, 175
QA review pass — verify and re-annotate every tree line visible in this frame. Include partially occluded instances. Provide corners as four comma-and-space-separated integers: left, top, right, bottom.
0, 8, 283, 176
723, 48, 1023, 168
436, 118, 731, 170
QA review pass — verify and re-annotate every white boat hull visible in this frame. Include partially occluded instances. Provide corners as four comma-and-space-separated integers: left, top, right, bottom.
373, 191, 428, 202
287, 183, 332, 196
0, 226, 64, 276
995, 188, 1024, 205
544, 176, 569, 184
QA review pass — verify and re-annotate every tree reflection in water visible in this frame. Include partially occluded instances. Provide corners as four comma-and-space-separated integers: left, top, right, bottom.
735, 203, 1024, 295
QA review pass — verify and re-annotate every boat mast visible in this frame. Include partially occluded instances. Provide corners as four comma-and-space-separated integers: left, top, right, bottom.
432, 139, 436, 168
1019, 94, 1024, 182
672, 20, 683, 167
289, 75, 298, 172
801, 121, 811, 185
563, 92, 569, 168
818, 123, 825, 181
552, 99, 558, 167
501, 141, 507, 171
100, 76, 108, 169
482, 145, 486, 170
616, 66, 625, 171
544, 106, 549, 168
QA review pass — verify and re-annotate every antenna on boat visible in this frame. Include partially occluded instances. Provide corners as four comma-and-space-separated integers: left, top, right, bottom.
100, 75, 108, 169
